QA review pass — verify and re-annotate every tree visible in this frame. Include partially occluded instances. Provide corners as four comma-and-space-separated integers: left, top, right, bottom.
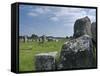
31, 34, 38, 39
69, 36, 73, 39
66, 36, 69, 39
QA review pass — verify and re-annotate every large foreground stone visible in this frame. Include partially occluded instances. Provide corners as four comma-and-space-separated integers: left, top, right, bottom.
73, 16, 92, 38
91, 22, 96, 43
35, 52, 57, 71
58, 35, 96, 70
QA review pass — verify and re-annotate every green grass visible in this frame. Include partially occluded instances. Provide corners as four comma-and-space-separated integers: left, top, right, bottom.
19, 39, 67, 71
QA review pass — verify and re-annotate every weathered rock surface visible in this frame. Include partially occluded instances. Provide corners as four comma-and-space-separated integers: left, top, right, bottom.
35, 52, 57, 71
91, 22, 96, 43
57, 35, 96, 70
73, 16, 92, 38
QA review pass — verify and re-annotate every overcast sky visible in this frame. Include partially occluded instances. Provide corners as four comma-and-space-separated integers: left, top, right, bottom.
19, 4, 96, 37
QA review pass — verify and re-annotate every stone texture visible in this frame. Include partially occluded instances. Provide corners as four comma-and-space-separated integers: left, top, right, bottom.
35, 52, 57, 71
41, 35, 47, 43
73, 16, 92, 38
57, 35, 96, 70
91, 22, 96, 43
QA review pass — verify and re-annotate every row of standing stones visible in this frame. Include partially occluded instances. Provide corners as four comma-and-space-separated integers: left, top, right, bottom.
35, 16, 96, 71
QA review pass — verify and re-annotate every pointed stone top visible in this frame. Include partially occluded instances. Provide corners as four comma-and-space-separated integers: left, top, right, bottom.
77, 16, 91, 22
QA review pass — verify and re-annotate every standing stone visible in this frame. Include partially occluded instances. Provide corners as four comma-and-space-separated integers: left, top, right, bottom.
39, 37, 42, 42
91, 22, 96, 43
57, 35, 96, 70
73, 16, 92, 38
24, 35, 28, 42
35, 52, 57, 71
41, 35, 47, 43
19, 36, 24, 42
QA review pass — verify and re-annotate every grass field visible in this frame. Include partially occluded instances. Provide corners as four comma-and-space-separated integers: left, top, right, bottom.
19, 39, 67, 71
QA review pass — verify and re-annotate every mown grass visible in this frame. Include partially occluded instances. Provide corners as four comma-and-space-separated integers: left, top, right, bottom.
19, 39, 67, 71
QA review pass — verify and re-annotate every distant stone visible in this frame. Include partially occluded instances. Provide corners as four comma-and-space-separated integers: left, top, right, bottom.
41, 35, 47, 43
57, 35, 96, 70
73, 16, 92, 38
24, 35, 28, 42
35, 52, 57, 71
91, 22, 96, 43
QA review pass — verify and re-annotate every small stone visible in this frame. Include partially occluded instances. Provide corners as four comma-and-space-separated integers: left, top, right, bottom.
35, 52, 57, 71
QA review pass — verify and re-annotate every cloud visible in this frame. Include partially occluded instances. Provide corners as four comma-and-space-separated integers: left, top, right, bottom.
50, 16, 59, 21
19, 5, 33, 10
30, 6, 51, 14
27, 6, 52, 17
49, 7, 96, 23
27, 5, 96, 23
22, 4, 96, 22
28, 12, 38, 17
53, 8, 83, 17
35, 8, 45, 14
49, 8, 85, 22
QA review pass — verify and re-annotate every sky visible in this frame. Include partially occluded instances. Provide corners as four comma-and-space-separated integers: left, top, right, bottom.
19, 4, 96, 37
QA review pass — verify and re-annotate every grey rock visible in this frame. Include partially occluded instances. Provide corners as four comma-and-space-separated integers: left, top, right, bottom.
35, 52, 57, 71
73, 16, 92, 38
41, 35, 47, 43
91, 22, 96, 43
58, 35, 96, 70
